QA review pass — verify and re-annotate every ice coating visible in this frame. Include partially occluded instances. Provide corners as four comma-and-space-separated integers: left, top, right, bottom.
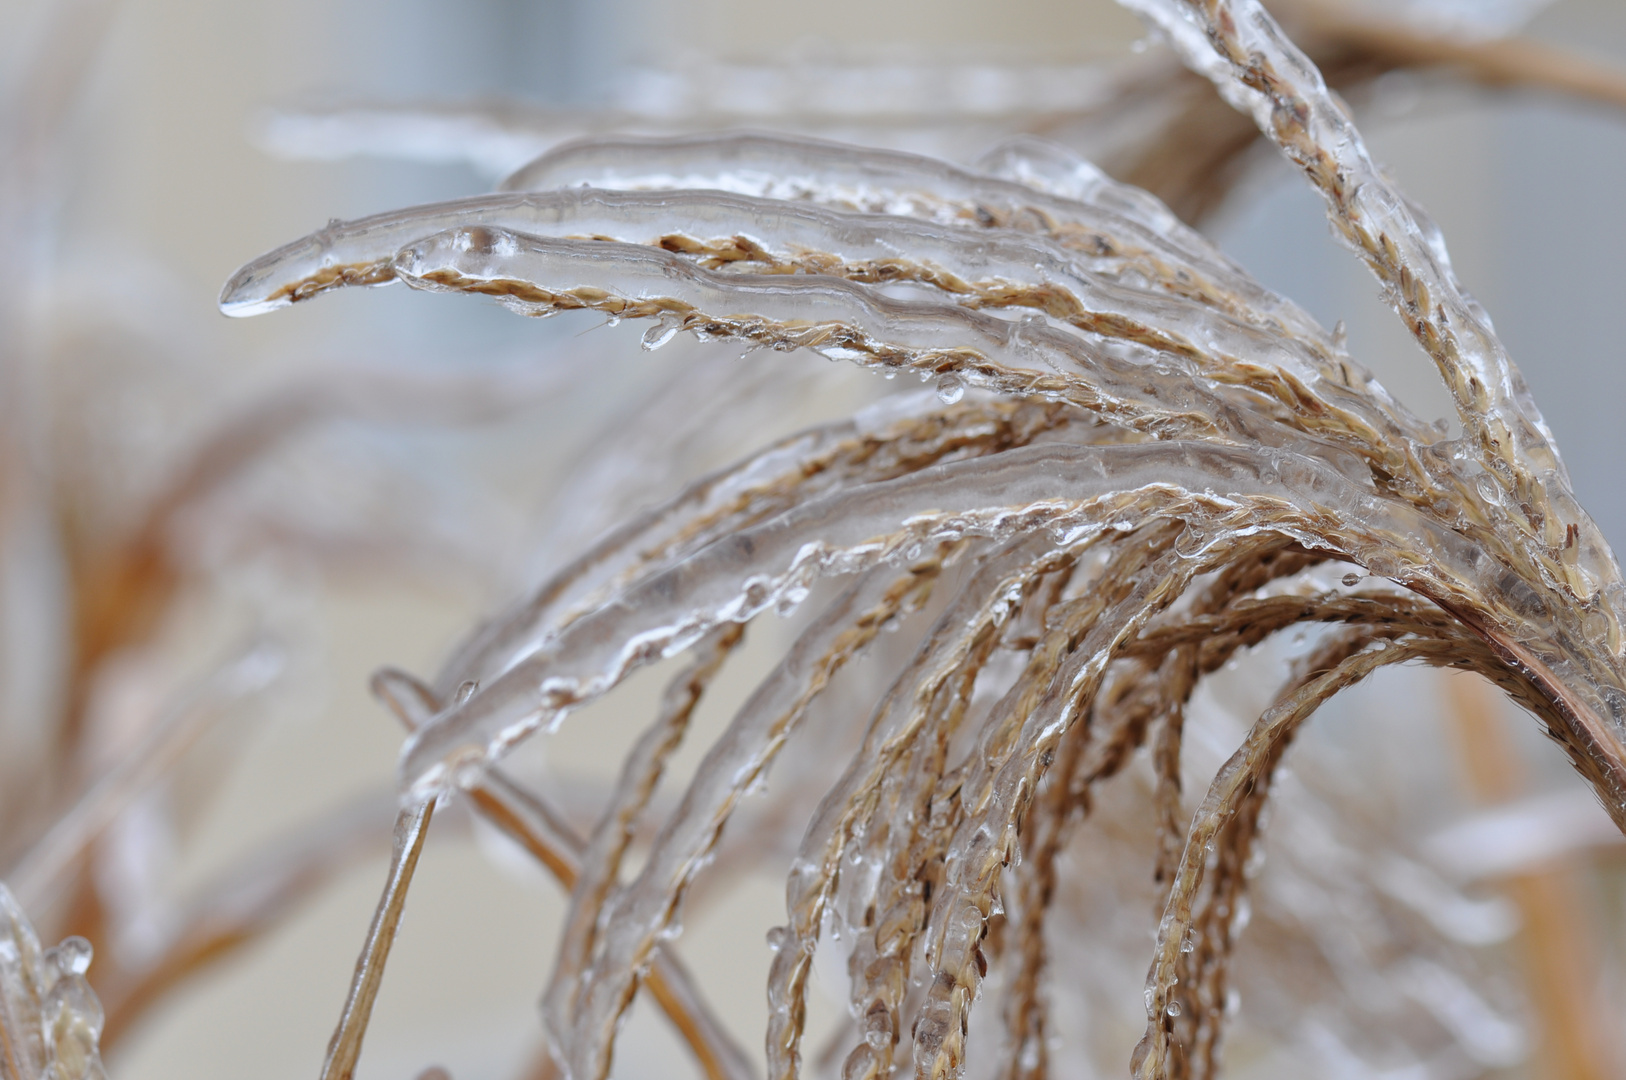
211, 12, 1626, 1073
766, 531, 1088, 1080
221, 178, 1573, 593
1131, 637, 1417, 1076
916, 536, 1213, 1080
540, 625, 740, 1070
1120, 0, 1624, 618
557, 567, 936, 1080
828, 536, 1296, 1080
377, 221, 1626, 785
221, 187, 1445, 499
371, 667, 754, 1080
220, 179, 1339, 396
496, 132, 1336, 342
431, 395, 1088, 696
396, 434, 1621, 806
497, 132, 1216, 269
0, 884, 109, 1080
974, 133, 1186, 236
394, 226, 1405, 454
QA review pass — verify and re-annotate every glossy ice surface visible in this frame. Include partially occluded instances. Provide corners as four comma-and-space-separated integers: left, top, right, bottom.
215, 0, 1626, 1077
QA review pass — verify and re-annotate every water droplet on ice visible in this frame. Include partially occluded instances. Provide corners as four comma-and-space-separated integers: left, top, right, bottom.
1180, 934, 1195, 953
935, 374, 965, 404
1332, 319, 1348, 348
50, 936, 93, 976
641, 323, 679, 351
1165, 1000, 1183, 1018
455, 679, 480, 704
1342, 572, 1360, 587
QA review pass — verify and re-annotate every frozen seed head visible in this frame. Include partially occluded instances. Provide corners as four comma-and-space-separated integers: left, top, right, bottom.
207, 7, 1626, 1077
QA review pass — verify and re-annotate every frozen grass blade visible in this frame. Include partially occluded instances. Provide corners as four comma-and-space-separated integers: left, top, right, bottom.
371, 669, 754, 1080
211, 5, 1626, 1074
317, 801, 433, 1080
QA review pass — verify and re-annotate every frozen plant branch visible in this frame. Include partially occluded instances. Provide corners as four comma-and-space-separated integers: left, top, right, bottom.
215, 4, 1626, 1078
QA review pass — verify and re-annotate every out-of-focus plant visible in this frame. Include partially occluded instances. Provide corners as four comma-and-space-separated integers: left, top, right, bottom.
5, 0, 1626, 1079
258, 0, 1626, 225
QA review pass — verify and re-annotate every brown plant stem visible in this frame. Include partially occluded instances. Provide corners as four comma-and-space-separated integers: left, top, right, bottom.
1108, 2, 1626, 224
1296, 0, 1626, 112
319, 798, 435, 1080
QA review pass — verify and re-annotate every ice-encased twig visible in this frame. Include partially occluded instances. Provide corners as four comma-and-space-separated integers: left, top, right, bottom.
838, 529, 1186, 1080
219, 185, 1231, 322
772, 532, 1085, 1080
212, 28, 1626, 1072
992, 549, 1300, 1080
222, 180, 1485, 510
1157, 628, 1367, 1075
218, 134, 1626, 753
318, 801, 433, 1080
1, 883, 109, 1080
377, 221, 1618, 589
1130, 623, 1527, 1078
394, 429, 1555, 803
541, 625, 739, 1061
1118, 0, 1625, 619
389, 226, 1302, 452
1131, 636, 1407, 1077
908, 544, 1519, 1080
434, 395, 1088, 697
831, 525, 1199, 1079
370, 669, 755, 1080
373, 214, 1626, 826
218, 176, 1442, 486
910, 530, 1256, 1080
224, 145, 1478, 498
998, 667, 1088, 1080
558, 561, 946, 1080
217, 185, 1409, 461
990, 565, 1507, 1078
1149, 645, 1198, 892
495, 133, 1302, 333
